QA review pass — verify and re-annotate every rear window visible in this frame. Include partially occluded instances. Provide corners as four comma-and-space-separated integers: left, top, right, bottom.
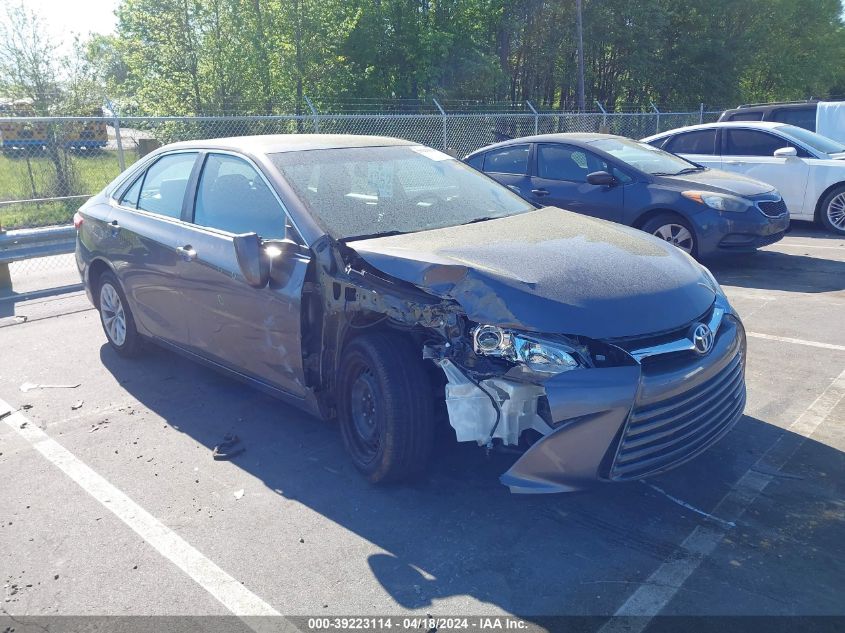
664, 129, 717, 155
483, 144, 530, 175
725, 111, 764, 122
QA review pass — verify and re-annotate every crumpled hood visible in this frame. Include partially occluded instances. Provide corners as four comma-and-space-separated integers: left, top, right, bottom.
656, 168, 775, 197
346, 208, 716, 339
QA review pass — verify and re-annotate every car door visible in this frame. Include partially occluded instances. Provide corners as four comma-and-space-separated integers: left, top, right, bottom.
177, 151, 311, 397
110, 151, 200, 347
529, 143, 624, 222
479, 144, 532, 199
720, 128, 810, 215
661, 128, 720, 170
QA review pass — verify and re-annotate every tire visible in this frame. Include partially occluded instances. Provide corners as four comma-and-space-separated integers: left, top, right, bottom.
97, 271, 143, 357
337, 333, 435, 484
641, 213, 697, 256
818, 185, 845, 235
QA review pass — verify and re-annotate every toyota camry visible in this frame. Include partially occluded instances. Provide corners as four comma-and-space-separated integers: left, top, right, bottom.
75, 134, 747, 493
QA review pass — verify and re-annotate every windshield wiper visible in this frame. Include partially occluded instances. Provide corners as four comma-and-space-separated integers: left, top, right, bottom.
653, 167, 704, 176
460, 216, 502, 226
341, 229, 409, 242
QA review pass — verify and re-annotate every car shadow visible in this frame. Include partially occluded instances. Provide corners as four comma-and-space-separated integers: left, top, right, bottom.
706, 250, 845, 294
97, 343, 844, 619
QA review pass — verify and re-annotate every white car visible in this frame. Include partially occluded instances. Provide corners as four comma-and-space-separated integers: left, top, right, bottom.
642, 121, 845, 234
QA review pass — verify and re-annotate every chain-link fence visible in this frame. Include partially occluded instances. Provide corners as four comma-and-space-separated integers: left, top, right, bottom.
0, 106, 720, 293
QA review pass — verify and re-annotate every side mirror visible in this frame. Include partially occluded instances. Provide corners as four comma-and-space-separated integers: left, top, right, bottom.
263, 238, 299, 286
774, 146, 798, 158
233, 232, 270, 288
586, 170, 617, 186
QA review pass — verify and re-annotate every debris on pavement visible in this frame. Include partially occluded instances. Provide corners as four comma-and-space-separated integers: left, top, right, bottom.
212, 433, 244, 460
19, 382, 81, 393
71, 400, 84, 410
233, 489, 244, 500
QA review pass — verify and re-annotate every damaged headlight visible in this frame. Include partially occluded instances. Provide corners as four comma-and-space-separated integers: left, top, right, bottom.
472, 325, 582, 375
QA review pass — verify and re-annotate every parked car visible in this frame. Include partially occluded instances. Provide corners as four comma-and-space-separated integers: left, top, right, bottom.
718, 100, 819, 130
464, 133, 788, 256
76, 134, 746, 493
643, 122, 845, 234
718, 100, 845, 145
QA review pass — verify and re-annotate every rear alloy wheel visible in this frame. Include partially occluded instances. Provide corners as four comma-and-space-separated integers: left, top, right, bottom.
642, 214, 697, 255
337, 333, 435, 484
819, 186, 845, 235
97, 271, 142, 357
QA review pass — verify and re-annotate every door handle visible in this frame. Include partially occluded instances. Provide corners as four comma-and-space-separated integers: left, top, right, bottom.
175, 245, 197, 261
109, 220, 120, 236
531, 189, 550, 197
725, 160, 745, 165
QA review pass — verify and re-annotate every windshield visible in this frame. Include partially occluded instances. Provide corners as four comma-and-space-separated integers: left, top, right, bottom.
271, 145, 534, 239
588, 137, 701, 175
776, 124, 845, 155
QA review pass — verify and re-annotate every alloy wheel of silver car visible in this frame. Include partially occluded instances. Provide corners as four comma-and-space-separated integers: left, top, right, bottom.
826, 192, 845, 231
653, 223, 694, 253
99, 282, 127, 347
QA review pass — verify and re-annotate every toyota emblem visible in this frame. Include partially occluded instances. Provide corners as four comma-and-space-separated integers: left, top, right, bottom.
692, 323, 714, 355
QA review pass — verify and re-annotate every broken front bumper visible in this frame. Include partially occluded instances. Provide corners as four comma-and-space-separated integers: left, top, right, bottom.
497, 314, 746, 493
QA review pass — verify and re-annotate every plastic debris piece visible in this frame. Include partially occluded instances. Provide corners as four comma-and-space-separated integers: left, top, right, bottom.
20, 382, 81, 393
233, 489, 244, 500
71, 401, 84, 410
212, 433, 244, 460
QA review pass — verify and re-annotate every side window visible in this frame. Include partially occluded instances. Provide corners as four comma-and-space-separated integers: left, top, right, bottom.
664, 129, 717, 155
465, 153, 484, 170
537, 144, 610, 182
194, 153, 286, 238
120, 175, 143, 209
483, 144, 529, 175
770, 107, 816, 131
725, 130, 789, 156
137, 153, 198, 219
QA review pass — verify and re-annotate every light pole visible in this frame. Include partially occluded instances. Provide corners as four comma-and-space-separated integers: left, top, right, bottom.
576, 0, 586, 112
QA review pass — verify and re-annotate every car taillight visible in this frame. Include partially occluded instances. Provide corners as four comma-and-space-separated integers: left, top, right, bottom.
73, 212, 84, 230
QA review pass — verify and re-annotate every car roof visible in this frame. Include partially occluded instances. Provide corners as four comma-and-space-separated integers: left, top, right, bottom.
465, 132, 625, 156
161, 134, 417, 154
642, 121, 789, 141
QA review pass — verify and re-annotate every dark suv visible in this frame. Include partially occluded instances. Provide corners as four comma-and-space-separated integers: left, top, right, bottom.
718, 101, 819, 132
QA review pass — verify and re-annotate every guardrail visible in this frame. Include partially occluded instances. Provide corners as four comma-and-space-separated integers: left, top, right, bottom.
0, 225, 76, 290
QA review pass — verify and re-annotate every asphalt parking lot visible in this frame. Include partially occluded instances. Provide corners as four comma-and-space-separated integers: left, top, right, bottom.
1, 225, 843, 631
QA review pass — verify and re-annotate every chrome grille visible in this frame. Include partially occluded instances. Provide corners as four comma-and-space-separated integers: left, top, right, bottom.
758, 199, 788, 217
610, 352, 745, 480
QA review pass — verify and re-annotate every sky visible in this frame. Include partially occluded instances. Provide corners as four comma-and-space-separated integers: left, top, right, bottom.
23, 0, 119, 44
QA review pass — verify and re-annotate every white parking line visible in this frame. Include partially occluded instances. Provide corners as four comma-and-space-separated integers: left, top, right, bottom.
599, 367, 845, 632
747, 331, 845, 352
0, 398, 282, 621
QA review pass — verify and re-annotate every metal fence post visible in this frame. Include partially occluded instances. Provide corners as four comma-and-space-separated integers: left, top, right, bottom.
0, 224, 9, 291
700, 103, 705, 124
304, 94, 320, 133
595, 101, 608, 130
432, 98, 447, 151
107, 99, 126, 172
526, 100, 539, 135
650, 101, 660, 134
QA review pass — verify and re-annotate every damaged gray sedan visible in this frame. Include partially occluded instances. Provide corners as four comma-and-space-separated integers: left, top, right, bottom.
75, 135, 746, 493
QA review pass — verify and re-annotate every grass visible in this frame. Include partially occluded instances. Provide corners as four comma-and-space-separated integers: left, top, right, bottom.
0, 148, 139, 230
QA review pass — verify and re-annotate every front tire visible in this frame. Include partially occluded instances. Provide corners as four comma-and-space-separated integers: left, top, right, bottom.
818, 185, 845, 235
337, 333, 435, 484
97, 271, 142, 357
641, 213, 697, 256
